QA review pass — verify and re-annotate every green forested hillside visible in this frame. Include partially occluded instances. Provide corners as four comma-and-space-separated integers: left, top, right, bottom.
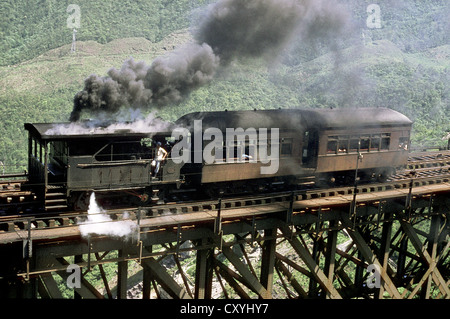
0, 0, 214, 66
1, 0, 447, 66
0, 0, 449, 171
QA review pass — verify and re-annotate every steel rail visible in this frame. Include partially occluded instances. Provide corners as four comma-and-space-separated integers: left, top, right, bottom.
0, 171, 449, 240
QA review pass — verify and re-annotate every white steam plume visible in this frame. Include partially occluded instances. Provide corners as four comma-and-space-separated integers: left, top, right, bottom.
45, 110, 172, 136
78, 193, 137, 239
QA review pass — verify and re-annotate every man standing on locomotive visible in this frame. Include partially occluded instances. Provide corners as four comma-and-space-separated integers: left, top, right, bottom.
153, 141, 168, 178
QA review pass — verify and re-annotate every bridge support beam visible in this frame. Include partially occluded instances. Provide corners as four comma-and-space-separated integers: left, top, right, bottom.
324, 221, 338, 299
0, 190, 448, 300
117, 249, 128, 299
259, 228, 276, 297
194, 239, 214, 299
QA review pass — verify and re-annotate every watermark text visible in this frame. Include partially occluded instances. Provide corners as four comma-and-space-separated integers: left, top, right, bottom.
171, 120, 280, 175
366, 4, 382, 29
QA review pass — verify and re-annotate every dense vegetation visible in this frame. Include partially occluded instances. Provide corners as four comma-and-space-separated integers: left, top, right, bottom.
1, 0, 447, 66
0, 0, 448, 172
0, 0, 214, 66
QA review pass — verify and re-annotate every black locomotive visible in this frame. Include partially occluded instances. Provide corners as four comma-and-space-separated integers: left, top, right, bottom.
22, 107, 412, 211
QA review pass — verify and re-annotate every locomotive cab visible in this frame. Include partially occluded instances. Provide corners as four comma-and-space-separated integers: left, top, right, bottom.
24, 122, 183, 211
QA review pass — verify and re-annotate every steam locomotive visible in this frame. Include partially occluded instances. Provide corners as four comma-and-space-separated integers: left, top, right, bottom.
20, 107, 412, 212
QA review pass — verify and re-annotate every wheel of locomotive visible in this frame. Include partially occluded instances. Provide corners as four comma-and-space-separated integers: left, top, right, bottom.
131, 191, 153, 206
70, 191, 90, 211
343, 172, 357, 185
376, 167, 394, 183
152, 186, 169, 204
358, 170, 373, 183
203, 184, 225, 199
315, 173, 337, 188
237, 180, 253, 194
251, 180, 268, 194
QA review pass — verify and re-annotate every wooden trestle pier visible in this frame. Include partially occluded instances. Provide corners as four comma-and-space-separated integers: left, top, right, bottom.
0, 178, 449, 299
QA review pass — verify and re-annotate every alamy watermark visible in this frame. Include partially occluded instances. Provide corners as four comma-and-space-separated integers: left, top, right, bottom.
67, 4, 81, 53
171, 120, 280, 175
366, 263, 381, 289
66, 264, 81, 289
67, 4, 81, 29
366, 4, 382, 29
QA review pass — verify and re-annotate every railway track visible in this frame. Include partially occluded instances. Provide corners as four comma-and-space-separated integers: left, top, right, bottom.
407, 150, 450, 169
0, 150, 449, 236
1, 173, 449, 238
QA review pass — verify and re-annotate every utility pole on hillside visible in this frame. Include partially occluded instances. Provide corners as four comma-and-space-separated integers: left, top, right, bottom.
71, 28, 77, 53
67, 4, 81, 53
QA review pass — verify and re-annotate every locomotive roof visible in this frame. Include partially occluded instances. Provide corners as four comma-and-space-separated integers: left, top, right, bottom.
24, 120, 174, 141
175, 107, 412, 131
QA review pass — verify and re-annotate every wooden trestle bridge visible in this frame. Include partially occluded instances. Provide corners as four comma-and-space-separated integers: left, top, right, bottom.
0, 152, 449, 300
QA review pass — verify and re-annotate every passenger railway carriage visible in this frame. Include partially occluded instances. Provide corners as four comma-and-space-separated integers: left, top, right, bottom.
176, 107, 412, 192
23, 107, 412, 211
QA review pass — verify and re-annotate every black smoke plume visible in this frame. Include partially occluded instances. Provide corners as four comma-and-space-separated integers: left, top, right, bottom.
71, 43, 219, 121
70, 0, 349, 122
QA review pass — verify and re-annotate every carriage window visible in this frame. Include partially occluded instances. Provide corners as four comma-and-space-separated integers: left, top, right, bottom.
338, 136, 349, 153
327, 136, 350, 154
326, 133, 392, 154
360, 135, 370, 152
370, 134, 381, 151
381, 133, 391, 150
327, 136, 338, 154
281, 138, 293, 156
349, 136, 360, 153
398, 137, 409, 150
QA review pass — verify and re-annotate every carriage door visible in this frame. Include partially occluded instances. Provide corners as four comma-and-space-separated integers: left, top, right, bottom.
302, 130, 319, 168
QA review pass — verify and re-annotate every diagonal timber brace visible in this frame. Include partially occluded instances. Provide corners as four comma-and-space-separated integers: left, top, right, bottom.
220, 244, 271, 299
141, 257, 192, 299
398, 213, 450, 298
37, 274, 64, 299
340, 217, 402, 299
279, 224, 342, 299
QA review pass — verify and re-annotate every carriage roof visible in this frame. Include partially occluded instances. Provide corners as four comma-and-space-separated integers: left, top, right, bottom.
176, 107, 413, 132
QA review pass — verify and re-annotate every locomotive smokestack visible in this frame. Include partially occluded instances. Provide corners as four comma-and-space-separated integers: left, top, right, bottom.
70, 0, 349, 122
